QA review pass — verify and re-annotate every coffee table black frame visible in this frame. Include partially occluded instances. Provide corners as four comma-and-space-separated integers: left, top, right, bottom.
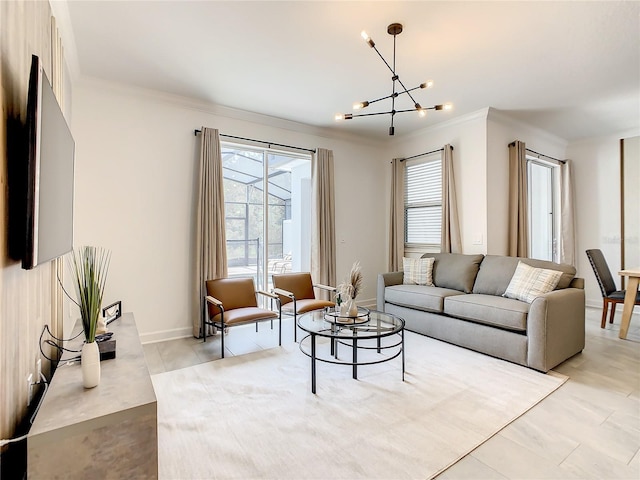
297, 307, 405, 394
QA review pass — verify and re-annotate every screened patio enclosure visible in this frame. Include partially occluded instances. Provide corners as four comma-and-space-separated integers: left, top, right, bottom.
222, 144, 311, 292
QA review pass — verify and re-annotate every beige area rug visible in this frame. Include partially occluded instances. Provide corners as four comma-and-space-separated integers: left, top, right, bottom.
152, 332, 567, 480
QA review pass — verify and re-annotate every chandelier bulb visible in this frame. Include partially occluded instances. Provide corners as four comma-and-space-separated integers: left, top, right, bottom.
444, 103, 453, 110
361, 30, 375, 47
335, 113, 353, 121
353, 101, 369, 110
420, 80, 434, 89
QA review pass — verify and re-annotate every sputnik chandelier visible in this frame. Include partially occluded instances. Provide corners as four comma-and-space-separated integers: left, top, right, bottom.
335, 23, 452, 136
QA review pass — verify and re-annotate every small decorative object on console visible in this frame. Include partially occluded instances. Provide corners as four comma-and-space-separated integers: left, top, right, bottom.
102, 300, 122, 325
67, 246, 111, 388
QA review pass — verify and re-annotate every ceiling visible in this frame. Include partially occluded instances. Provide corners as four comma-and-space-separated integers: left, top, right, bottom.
61, 1, 639, 141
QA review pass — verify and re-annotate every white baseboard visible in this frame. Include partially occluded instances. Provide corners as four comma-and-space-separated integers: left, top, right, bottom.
140, 298, 379, 344
140, 326, 193, 344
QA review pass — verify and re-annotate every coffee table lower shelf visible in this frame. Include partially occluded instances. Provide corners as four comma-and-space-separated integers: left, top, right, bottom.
296, 309, 405, 394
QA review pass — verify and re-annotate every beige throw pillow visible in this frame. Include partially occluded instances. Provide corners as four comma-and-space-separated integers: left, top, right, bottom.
403, 257, 435, 286
503, 261, 563, 303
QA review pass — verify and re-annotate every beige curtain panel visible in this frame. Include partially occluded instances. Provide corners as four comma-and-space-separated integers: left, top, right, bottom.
559, 159, 576, 266
508, 140, 529, 257
311, 148, 336, 299
194, 127, 228, 337
389, 158, 405, 271
441, 144, 462, 254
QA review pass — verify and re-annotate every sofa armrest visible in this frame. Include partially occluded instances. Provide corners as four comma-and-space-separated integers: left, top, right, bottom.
569, 277, 584, 289
377, 272, 404, 311
527, 287, 585, 372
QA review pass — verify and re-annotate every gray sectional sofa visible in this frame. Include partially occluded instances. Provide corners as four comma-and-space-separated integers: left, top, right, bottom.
377, 253, 585, 372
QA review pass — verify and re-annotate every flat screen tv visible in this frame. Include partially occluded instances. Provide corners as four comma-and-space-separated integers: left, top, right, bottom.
23, 54, 75, 270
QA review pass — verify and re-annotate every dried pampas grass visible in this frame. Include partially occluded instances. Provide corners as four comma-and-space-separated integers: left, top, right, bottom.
338, 261, 363, 300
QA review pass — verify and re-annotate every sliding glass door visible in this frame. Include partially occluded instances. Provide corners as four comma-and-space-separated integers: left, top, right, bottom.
221, 143, 311, 293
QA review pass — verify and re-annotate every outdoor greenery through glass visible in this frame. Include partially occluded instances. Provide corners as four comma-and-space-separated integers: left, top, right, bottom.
221, 143, 310, 292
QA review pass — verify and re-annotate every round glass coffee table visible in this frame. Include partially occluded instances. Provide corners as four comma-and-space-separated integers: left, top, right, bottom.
297, 307, 405, 394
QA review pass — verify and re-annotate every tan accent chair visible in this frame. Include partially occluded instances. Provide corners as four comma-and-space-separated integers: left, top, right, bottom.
204, 277, 281, 358
272, 272, 335, 342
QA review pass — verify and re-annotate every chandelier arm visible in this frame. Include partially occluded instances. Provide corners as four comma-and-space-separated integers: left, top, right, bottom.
368, 93, 395, 105
351, 110, 395, 118
395, 77, 420, 106
394, 108, 424, 114
395, 105, 439, 114
369, 84, 422, 105
370, 44, 396, 76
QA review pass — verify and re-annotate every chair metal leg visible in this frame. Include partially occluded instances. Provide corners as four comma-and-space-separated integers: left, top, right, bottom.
293, 297, 298, 343
203, 301, 208, 342
601, 300, 608, 328
278, 309, 282, 346
221, 314, 225, 359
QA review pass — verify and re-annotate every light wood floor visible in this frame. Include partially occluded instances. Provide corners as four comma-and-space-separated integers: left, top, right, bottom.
143, 307, 640, 479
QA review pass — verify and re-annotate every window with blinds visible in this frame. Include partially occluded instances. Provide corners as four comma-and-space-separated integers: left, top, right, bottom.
404, 155, 442, 246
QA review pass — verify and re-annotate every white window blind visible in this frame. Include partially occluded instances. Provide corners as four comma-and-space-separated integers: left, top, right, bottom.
405, 156, 442, 246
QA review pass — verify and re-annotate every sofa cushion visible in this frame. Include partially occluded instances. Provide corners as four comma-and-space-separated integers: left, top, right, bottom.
403, 257, 435, 286
422, 253, 484, 293
444, 294, 530, 332
473, 255, 577, 295
385, 284, 465, 313
503, 261, 563, 303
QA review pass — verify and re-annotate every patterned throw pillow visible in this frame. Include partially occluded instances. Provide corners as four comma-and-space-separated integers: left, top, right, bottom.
403, 257, 435, 286
503, 261, 563, 303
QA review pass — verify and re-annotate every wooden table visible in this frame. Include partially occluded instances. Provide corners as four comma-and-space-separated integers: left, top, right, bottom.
618, 269, 640, 339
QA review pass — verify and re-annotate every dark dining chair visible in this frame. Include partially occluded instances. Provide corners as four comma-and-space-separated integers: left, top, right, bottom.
585, 249, 640, 328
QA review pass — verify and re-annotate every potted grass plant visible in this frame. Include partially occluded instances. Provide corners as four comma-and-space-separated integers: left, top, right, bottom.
68, 246, 111, 388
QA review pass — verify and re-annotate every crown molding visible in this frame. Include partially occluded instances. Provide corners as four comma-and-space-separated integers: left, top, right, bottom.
388, 107, 490, 145
487, 107, 568, 149
566, 127, 640, 147
77, 76, 388, 149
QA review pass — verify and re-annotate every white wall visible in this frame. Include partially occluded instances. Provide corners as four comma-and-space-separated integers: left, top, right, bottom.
388, 109, 489, 256
568, 130, 639, 307
486, 109, 568, 256
72, 79, 389, 342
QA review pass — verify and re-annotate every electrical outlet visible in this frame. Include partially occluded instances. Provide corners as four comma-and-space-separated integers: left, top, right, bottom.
27, 373, 34, 406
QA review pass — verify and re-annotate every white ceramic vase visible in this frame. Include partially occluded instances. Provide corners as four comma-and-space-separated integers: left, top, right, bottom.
348, 298, 358, 317
339, 296, 350, 316
81, 341, 101, 388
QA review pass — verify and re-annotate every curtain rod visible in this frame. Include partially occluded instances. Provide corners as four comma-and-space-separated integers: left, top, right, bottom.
194, 129, 316, 154
399, 146, 452, 162
508, 142, 566, 164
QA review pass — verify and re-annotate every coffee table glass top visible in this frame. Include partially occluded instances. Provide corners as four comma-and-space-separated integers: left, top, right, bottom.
297, 307, 404, 339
